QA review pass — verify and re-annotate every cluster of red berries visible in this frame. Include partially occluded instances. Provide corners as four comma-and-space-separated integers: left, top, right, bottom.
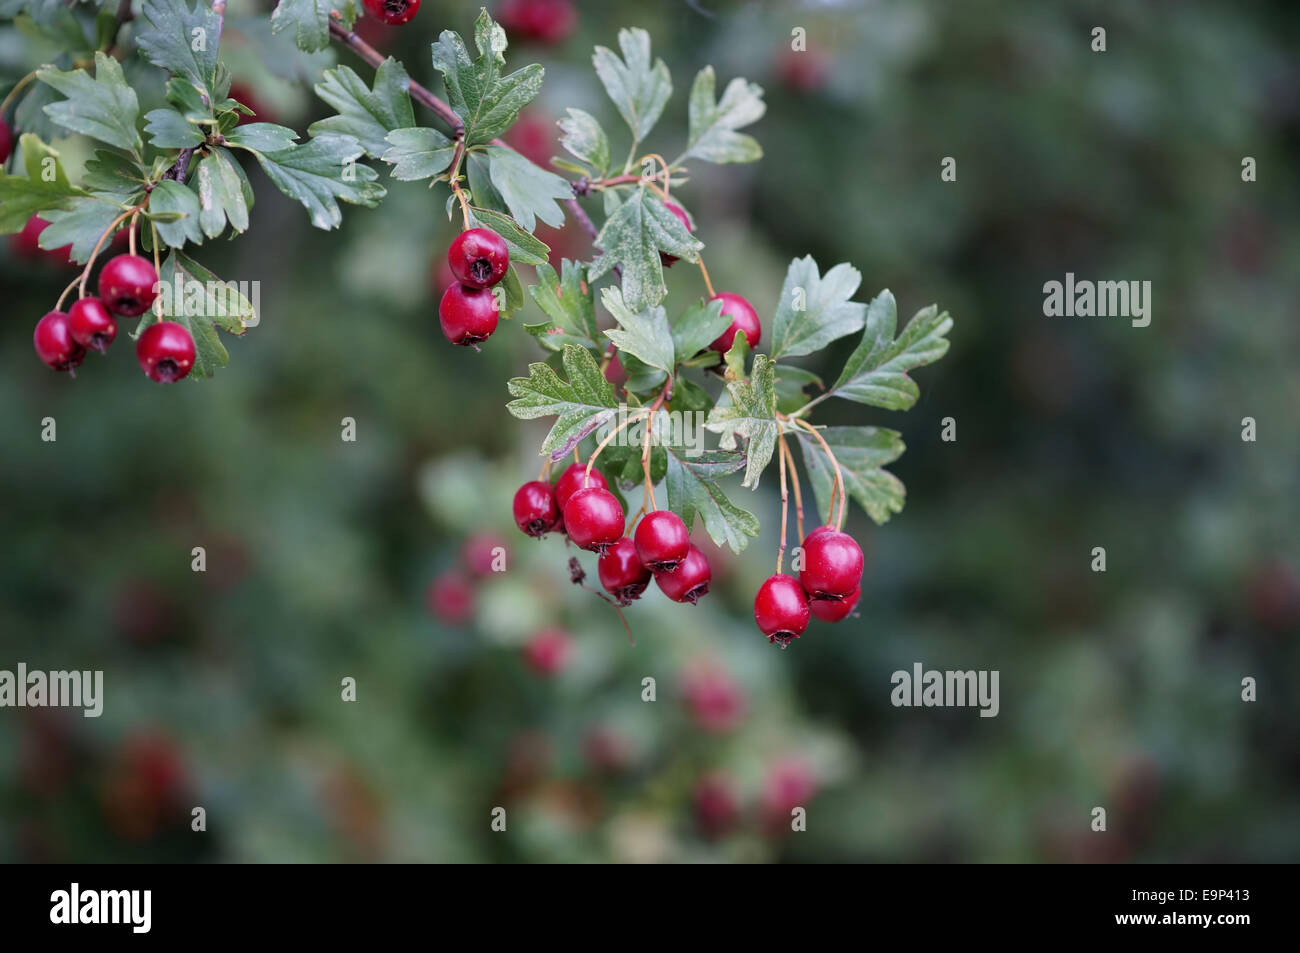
439, 228, 509, 348
32, 253, 197, 383
361, 0, 421, 26
754, 527, 864, 646
513, 462, 713, 606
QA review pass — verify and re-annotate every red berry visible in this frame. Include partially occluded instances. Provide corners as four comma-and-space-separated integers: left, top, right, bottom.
496, 0, 576, 44
554, 462, 608, 512
798, 527, 863, 601
693, 773, 740, 838
655, 544, 711, 604
659, 201, 692, 267
512, 481, 560, 537
563, 487, 625, 554
524, 627, 572, 675
136, 321, 195, 383
682, 661, 745, 732
708, 292, 761, 353
809, 585, 860, 622
0, 117, 11, 163
439, 283, 499, 347
448, 227, 510, 288
67, 298, 117, 352
634, 510, 690, 573
98, 254, 159, 317
462, 533, 509, 576
426, 571, 475, 625
10, 216, 73, 264
33, 311, 85, 373
753, 574, 811, 647
761, 757, 817, 832
362, 0, 420, 25
597, 537, 652, 604
604, 351, 626, 386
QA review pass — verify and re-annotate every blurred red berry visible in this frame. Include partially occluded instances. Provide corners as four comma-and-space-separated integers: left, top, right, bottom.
524, 627, 573, 675
426, 571, 475, 625
681, 660, 745, 733
693, 773, 740, 838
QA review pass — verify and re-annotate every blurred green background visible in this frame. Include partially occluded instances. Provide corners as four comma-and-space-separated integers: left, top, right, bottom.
1, 0, 1297, 862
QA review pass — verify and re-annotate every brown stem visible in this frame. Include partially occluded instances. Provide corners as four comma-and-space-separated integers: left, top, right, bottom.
163, 147, 195, 184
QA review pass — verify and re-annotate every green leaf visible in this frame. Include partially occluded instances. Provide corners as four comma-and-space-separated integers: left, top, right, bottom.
601, 286, 674, 375
228, 130, 384, 230
671, 296, 731, 364
592, 28, 671, 145
506, 344, 620, 462
684, 67, 765, 164
665, 449, 758, 553
137, 251, 255, 379
773, 364, 824, 414
225, 122, 298, 152
499, 264, 525, 317
40, 199, 128, 264
0, 134, 89, 232
165, 76, 216, 123
135, 0, 222, 97
380, 127, 455, 181
828, 290, 953, 410
311, 60, 416, 159
525, 260, 599, 352
705, 353, 778, 489
464, 206, 550, 266
80, 150, 149, 200
557, 107, 609, 176
769, 255, 867, 360
796, 425, 906, 525
149, 179, 204, 247
144, 107, 205, 149
37, 52, 142, 155
722, 328, 749, 381
194, 147, 250, 238
431, 9, 543, 146
483, 144, 570, 231
587, 187, 702, 312
270, 0, 357, 54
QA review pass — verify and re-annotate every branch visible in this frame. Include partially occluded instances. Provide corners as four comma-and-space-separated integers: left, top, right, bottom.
326, 15, 602, 243
163, 147, 195, 184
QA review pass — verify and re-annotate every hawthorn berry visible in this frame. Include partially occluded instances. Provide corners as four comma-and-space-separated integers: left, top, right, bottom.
634, 509, 690, 573
554, 462, 608, 512
681, 661, 745, 732
512, 480, 560, 537
760, 757, 817, 833
439, 283, 500, 347
10, 216, 72, 264
98, 254, 159, 317
798, 527, 864, 601
136, 321, 196, 383
524, 627, 573, 675
462, 533, 509, 576
753, 574, 811, 647
33, 311, 85, 373
425, 571, 475, 625
0, 117, 11, 162
708, 292, 761, 353
655, 544, 711, 604
496, 0, 577, 45
809, 585, 860, 622
448, 227, 509, 288
67, 298, 117, 352
693, 773, 740, 838
597, 537, 652, 605
362, 0, 420, 26
659, 201, 692, 267
563, 487, 625, 554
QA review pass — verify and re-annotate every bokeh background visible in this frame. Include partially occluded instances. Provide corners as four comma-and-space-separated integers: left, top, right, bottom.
1, 0, 1297, 862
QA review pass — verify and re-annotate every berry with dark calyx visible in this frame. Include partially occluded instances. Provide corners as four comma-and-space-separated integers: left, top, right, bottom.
798, 526, 864, 601
448, 227, 509, 288
513, 481, 560, 538
659, 201, 692, 267
563, 487, 625, 554
33, 312, 85, 373
439, 283, 500, 348
597, 537, 652, 605
67, 298, 117, 352
754, 574, 811, 647
136, 321, 195, 383
655, 545, 711, 604
554, 462, 608, 512
707, 292, 761, 353
362, 0, 420, 26
809, 585, 860, 622
634, 509, 691, 573
98, 254, 159, 317
0, 117, 11, 163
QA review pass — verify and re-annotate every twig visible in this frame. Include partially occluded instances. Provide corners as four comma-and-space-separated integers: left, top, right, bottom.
163, 148, 195, 184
